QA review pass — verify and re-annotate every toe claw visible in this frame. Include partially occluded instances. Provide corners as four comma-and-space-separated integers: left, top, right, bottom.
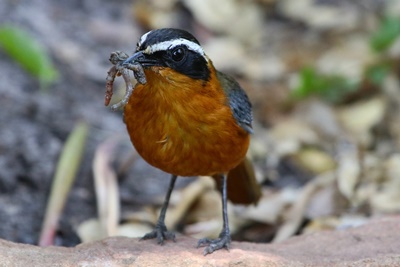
164, 231, 176, 242
197, 235, 231, 255
197, 238, 211, 248
141, 224, 175, 245
203, 247, 212, 256
141, 231, 157, 241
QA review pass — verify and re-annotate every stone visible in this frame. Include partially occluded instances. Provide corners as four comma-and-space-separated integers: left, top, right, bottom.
1, 216, 400, 266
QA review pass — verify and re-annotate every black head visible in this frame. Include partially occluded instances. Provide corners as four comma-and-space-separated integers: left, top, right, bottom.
123, 28, 210, 81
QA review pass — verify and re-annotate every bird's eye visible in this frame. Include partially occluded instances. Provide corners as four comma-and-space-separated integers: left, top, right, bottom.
171, 47, 185, 62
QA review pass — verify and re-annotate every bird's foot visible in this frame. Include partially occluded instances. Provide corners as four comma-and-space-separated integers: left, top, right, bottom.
141, 222, 175, 245
197, 233, 231, 255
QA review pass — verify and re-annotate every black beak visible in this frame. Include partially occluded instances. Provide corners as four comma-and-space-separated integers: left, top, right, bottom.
122, 51, 160, 67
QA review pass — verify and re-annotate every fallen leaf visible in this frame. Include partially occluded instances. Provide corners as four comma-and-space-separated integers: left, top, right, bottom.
39, 122, 89, 246
182, 0, 263, 43
336, 140, 360, 202
337, 97, 386, 145
278, 0, 359, 31
117, 223, 153, 238
273, 171, 336, 242
305, 185, 341, 219
294, 148, 336, 174
165, 176, 215, 229
184, 219, 222, 239
302, 216, 339, 234
370, 154, 400, 213
235, 188, 299, 224
317, 36, 376, 80
92, 137, 121, 237
76, 219, 104, 243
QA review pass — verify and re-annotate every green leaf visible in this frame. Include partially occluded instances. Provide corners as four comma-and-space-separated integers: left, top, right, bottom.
370, 16, 400, 52
0, 25, 59, 88
365, 63, 390, 85
291, 67, 359, 104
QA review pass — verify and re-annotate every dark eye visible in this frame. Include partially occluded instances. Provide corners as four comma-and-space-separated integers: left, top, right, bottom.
171, 47, 185, 62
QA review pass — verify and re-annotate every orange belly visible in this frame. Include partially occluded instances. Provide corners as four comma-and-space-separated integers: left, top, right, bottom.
123, 68, 250, 177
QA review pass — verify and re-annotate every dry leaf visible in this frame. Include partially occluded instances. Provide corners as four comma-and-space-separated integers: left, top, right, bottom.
122, 209, 158, 225
165, 176, 215, 229
336, 141, 360, 202
132, 0, 179, 29
370, 154, 400, 213
203, 37, 246, 73
385, 0, 400, 17
39, 122, 89, 246
92, 137, 120, 237
184, 219, 222, 239
244, 55, 286, 81
182, 0, 263, 44
76, 219, 104, 243
273, 171, 336, 242
269, 118, 319, 158
370, 192, 400, 213
362, 153, 385, 183
337, 97, 386, 145
317, 36, 376, 80
305, 186, 339, 219
294, 148, 336, 174
184, 189, 221, 225
235, 188, 299, 224
278, 0, 359, 30
336, 214, 369, 230
184, 195, 233, 239
295, 100, 342, 139
248, 131, 269, 161
117, 223, 153, 238
302, 216, 339, 234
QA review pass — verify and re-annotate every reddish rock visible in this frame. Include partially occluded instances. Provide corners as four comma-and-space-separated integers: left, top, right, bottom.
1, 216, 400, 266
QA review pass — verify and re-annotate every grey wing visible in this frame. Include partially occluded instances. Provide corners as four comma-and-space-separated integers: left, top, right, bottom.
217, 71, 253, 134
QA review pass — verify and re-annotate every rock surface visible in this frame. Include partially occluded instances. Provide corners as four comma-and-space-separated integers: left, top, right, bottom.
1, 216, 400, 267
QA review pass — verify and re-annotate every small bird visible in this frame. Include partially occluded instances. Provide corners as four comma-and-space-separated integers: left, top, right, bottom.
122, 28, 261, 255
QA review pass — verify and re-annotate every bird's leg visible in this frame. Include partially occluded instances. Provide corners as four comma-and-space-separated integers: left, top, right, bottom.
197, 174, 231, 255
141, 174, 177, 244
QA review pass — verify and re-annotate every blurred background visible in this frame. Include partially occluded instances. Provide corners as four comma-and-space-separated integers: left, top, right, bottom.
0, 0, 400, 247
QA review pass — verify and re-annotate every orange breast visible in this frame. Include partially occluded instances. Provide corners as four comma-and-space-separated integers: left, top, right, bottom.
123, 66, 250, 176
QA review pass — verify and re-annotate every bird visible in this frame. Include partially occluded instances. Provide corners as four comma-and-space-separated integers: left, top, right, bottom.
121, 28, 261, 255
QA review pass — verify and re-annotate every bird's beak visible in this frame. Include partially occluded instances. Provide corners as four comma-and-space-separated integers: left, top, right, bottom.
122, 51, 160, 68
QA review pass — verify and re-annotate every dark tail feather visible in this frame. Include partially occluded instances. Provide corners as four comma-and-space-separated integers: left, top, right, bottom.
213, 157, 261, 205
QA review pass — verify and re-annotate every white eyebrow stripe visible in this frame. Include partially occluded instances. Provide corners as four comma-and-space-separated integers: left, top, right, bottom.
143, 38, 206, 59
138, 30, 151, 47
